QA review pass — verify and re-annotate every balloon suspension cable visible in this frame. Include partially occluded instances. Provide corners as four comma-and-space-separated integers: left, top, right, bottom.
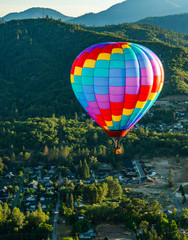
111, 137, 122, 147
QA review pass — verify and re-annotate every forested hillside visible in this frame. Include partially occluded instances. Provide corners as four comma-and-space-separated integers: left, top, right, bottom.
85, 23, 188, 48
0, 19, 187, 120
137, 13, 188, 34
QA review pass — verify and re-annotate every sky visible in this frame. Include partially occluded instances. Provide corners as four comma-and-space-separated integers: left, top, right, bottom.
0, 0, 124, 18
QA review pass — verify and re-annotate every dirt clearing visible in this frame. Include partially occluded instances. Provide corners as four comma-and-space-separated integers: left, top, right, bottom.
97, 224, 132, 240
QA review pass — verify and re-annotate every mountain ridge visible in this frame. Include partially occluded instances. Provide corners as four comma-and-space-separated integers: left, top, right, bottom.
0, 7, 73, 22
68, 0, 188, 26
137, 13, 188, 34
1, 0, 188, 27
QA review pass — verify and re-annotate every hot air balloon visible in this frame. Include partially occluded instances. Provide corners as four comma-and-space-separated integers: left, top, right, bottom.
70, 42, 164, 154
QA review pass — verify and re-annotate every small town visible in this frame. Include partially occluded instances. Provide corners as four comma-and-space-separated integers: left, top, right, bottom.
1, 153, 188, 239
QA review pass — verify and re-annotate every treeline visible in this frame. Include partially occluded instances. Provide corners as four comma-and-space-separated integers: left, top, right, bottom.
0, 18, 188, 119
0, 117, 187, 169
0, 204, 52, 240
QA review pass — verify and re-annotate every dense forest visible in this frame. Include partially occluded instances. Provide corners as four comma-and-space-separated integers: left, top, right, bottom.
0, 117, 187, 172
137, 13, 188, 34
0, 18, 188, 120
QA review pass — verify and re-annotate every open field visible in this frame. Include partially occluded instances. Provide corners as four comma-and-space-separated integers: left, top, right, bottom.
57, 218, 72, 240
97, 224, 132, 240
150, 157, 188, 184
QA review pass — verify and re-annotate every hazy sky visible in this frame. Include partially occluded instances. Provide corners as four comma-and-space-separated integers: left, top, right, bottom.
0, 0, 124, 17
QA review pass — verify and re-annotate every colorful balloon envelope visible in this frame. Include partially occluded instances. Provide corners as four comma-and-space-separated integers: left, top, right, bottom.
70, 42, 164, 147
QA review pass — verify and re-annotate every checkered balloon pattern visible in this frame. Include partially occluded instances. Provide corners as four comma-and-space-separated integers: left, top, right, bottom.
70, 42, 164, 137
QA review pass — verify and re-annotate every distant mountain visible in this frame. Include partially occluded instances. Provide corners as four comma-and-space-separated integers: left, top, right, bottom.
0, 19, 187, 120
0, 7, 73, 22
68, 0, 188, 26
1, 0, 188, 26
137, 13, 188, 34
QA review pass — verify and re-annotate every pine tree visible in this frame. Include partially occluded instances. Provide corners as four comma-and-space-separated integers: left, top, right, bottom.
74, 112, 78, 121
93, 147, 97, 156
65, 177, 69, 186
148, 225, 158, 239
11, 152, 16, 162
44, 145, 49, 156
93, 132, 98, 141
104, 235, 108, 240
66, 193, 69, 207
78, 160, 83, 179
102, 147, 106, 157
81, 148, 85, 156
85, 148, 90, 156
70, 193, 74, 211
168, 168, 174, 187
78, 148, 81, 156
83, 159, 90, 179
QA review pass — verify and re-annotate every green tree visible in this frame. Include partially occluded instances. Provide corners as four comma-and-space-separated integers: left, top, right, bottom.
83, 159, 90, 179
72, 219, 90, 234
104, 235, 108, 240
168, 168, 174, 187
148, 225, 158, 240
140, 220, 149, 234
78, 160, 83, 179
70, 193, 74, 211
74, 112, 78, 121
11, 152, 16, 162
12, 207, 25, 231
105, 176, 122, 199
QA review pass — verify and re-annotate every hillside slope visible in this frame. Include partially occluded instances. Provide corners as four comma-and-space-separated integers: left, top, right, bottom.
0, 19, 187, 120
137, 13, 188, 34
85, 23, 188, 48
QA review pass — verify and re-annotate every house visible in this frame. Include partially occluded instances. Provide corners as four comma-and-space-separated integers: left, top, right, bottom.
5, 172, 15, 179
67, 172, 75, 179
48, 169, 55, 174
29, 205, 36, 211
29, 180, 38, 188
0, 188, 9, 202
40, 197, 45, 202
79, 229, 96, 240
26, 196, 36, 202
163, 210, 172, 217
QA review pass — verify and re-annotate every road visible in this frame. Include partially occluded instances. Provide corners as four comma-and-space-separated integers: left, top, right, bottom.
51, 174, 62, 240
133, 161, 146, 178
169, 193, 182, 212
12, 169, 26, 209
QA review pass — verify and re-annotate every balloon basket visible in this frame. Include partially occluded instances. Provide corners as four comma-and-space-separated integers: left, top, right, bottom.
111, 137, 122, 154
113, 147, 122, 154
